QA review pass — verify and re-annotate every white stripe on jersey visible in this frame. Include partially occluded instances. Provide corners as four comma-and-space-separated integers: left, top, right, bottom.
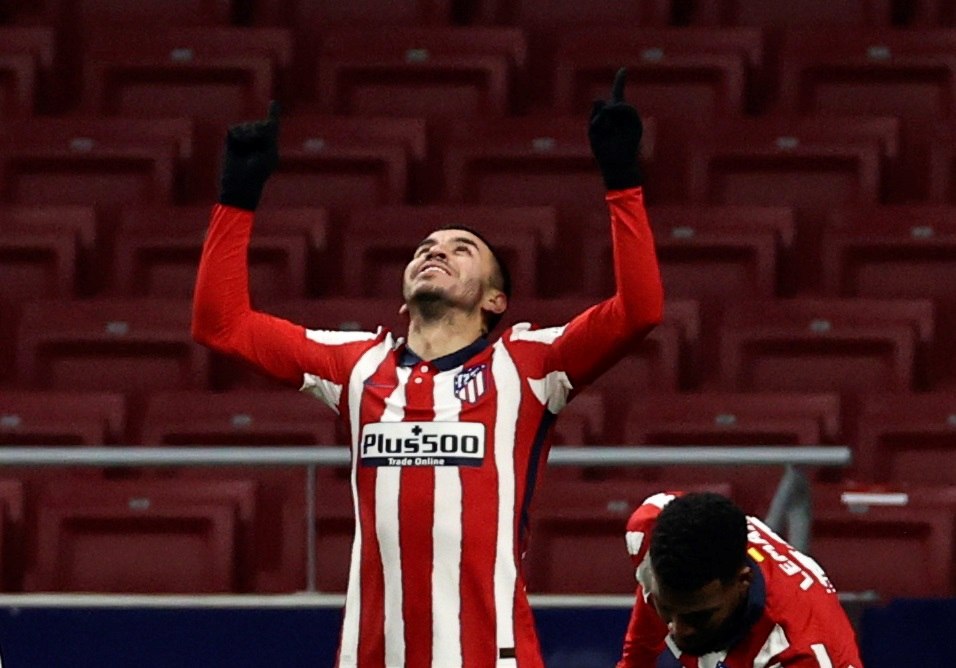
526, 370, 573, 414
432, 370, 464, 667
509, 322, 566, 344
810, 643, 834, 668
379, 366, 411, 667
492, 340, 521, 654
340, 338, 395, 666
753, 624, 790, 667
301, 329, 382, 410
699, 652, 728, 668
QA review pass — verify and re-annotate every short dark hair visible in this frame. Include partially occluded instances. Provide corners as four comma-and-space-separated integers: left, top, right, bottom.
650, 492, 748, 593
436, 225, 512, 333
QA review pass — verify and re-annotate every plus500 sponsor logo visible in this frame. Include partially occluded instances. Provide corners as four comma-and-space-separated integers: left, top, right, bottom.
359, 421, 485, 467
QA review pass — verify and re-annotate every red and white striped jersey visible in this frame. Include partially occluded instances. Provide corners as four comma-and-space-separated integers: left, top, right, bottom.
617, 494, 864, 668
193, 188, 663, 667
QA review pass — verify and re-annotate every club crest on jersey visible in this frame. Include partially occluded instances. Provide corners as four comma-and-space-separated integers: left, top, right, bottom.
454, 363, 488, 403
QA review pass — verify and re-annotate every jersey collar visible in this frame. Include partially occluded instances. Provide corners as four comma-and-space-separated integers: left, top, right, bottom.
399, 337, 490, 372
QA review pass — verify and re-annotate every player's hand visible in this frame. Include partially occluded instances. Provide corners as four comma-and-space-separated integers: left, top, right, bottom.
219, 100, 281, 211
588, 68, 644, 190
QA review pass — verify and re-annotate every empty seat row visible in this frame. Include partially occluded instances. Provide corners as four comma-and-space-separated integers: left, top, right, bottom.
4, 0, 950, 30
0, 296, 941, 392
6, 24, 956, 127
0, 471, 949, 598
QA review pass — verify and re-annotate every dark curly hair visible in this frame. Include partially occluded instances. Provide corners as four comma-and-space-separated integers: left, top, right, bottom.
650, 492, 748, 593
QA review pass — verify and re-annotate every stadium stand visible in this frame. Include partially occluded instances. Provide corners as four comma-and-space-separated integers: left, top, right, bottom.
25, 477, 256, 592
0, 26, 56, 117
0, 390, 125, 445
688, 0, 895, 26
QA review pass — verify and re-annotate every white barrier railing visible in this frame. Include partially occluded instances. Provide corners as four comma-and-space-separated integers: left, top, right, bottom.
0, 445, 851, 592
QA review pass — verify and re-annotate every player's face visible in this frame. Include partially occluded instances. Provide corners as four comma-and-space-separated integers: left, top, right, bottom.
402, 229, 501, 313
649, 567, 751, 656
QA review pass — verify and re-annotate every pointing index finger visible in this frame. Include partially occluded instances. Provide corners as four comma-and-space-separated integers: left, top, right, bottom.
611, 67, 627, 103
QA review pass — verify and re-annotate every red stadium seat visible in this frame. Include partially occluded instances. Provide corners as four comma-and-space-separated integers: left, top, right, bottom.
254, 0, 452, 25
26, 478, 257, 593
110, 206, 327, 301
136, 390, 342, 446
525, 479, 733, 593
690, 0, 893, 26
850, 393, 956, 486
0, 117, 191, 217
619, 392, 842, 513
718, 299, 934, 394
313, 27, 526, 120
441, 115, 658, 237
15, 299, 210, 394
341, 205, 558, 297
257, 115, 425, 212
80, 27, 292, 120
902, 1, 953, 25
581, 205, 795, 300
809, 497, 954, 598
36, 0, 234, 28
821, 205, 956, 385
776, 28, 956, 200
0, 227, 78, 303
0, 27, 56, 117
0, 479, 25, 590
0, 390, 125, 445
552, 28, 763, 117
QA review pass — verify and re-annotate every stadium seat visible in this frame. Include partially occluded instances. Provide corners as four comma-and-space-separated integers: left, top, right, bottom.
253, 0, 452, 25
15, 299, 209, 394
718, 298, 934, 394
0, 479, 25, 590
580, 205, 794, 300
0, 227, 78, 303
80, 27, 292, 120
850, 392, 956, 485
0, 117, 191, 218
341, 205, 558, 297
809, 498, 954, 598
689, 0, 893, 26
821, 205, 956, 385
524, 479, 733, 593
34, 0, 234, 28
902, 0, 953, 25
26, 478, 257, 593
441, 115, 658, 236
256, 115, 424, 213
0, 390, 125, 445
110, 205, 327, 301
618, 391, 842, 513
685, 118, 887, 208
0, 27, 56, 117
552, 27, 763, 117
136, 390, 342, 446
313, 27, 526, 120
776, 28, 956, 200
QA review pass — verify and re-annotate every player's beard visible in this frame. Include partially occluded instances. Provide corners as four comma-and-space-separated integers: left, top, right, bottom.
409, 286, 454, 323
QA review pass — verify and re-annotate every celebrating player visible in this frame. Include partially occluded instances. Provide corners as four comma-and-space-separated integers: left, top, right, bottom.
618, 492, 864, 668
192, 69, 663, 667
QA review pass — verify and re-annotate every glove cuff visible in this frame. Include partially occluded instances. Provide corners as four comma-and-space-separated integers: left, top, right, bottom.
218, 186, 265, 212
600, 161, 643, 191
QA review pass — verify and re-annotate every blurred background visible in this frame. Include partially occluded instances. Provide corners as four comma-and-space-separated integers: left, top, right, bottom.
0, 0, 955, 665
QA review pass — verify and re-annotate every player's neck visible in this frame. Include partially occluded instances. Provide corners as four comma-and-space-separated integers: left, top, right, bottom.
406, 311, 485, 361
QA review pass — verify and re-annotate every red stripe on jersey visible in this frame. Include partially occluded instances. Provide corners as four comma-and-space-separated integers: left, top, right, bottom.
355, 357, 396, 667
459, 370, 500, 667
399, 368, 435, 667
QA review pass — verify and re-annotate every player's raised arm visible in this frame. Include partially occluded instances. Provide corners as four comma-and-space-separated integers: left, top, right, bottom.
552, 68, 664, 387
192, 103, 339, 387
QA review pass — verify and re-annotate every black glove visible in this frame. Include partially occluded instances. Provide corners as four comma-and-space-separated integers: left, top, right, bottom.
219, 100, 281, 211
588, 68, 644, 190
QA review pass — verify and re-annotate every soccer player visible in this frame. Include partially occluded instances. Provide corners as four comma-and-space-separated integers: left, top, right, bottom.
192, 69, 663, 667
617, 492, 864, 668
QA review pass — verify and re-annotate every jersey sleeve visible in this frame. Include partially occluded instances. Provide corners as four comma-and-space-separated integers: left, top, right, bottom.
616, 586, 669, 668
192, 204, 380, 407
549, 186, 663, 389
